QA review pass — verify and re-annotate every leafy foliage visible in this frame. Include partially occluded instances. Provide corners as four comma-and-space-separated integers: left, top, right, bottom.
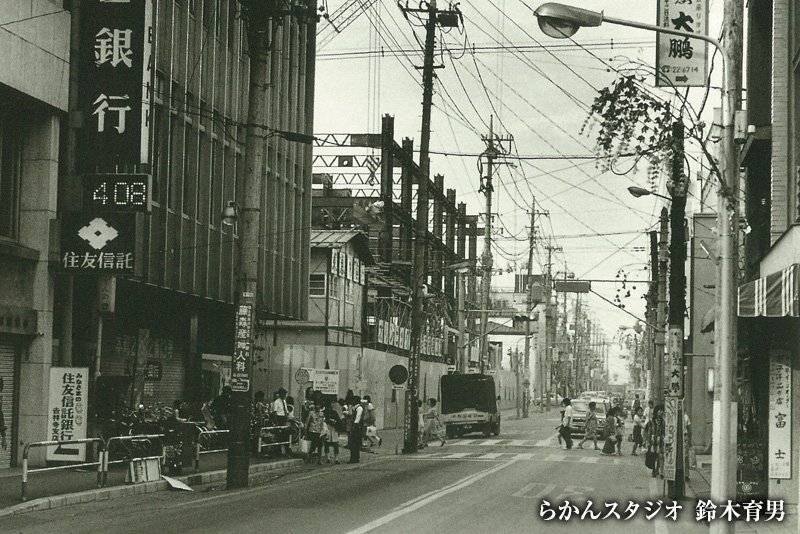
581, 76, 676, 188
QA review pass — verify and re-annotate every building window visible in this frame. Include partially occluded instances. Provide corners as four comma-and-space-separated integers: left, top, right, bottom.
309, 273, 326, 296
345, 279, 355, 303
0, 117, 21, 240
329, 276, 339, 300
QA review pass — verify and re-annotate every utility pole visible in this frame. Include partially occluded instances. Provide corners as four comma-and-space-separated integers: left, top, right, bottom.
542, 243, 560, 410
654, 208, 669, 405
523, 208, 536, 418
515, 348, 522, 418
227, 2, 272, 489
572, 295, 581, 394
711, 1, 743, 528
667, 120, 688, 499
399, 0, 461, 454
646, 230, 658, 402
478, 117, 497, 374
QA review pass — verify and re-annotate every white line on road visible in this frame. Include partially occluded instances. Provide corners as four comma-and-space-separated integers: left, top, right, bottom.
535, 433, 558, 447
344, 460, 517, 534
444, 453, 472, 458
477, 453, 504, 459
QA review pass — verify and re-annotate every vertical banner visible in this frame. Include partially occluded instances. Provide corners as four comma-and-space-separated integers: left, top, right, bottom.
769, 352, 792, 479
230, 303, 253, 392
663, 397, 679, 481
47, 367, 89, 462
667, 327, 683, 397
655, 0, 709, 87
81, 0, 154, 168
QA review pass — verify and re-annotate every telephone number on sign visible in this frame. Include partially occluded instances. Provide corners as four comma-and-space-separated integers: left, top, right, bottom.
660, 65, 701, 74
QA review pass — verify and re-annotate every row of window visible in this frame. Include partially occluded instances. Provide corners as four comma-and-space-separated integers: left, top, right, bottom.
309, 272, 360, 303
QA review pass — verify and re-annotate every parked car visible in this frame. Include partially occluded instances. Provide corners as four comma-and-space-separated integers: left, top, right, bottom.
568, 399, 607, 437
534, 393, 563, 407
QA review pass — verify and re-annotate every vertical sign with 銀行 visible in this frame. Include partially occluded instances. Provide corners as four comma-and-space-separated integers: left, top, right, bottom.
655, 0, 709, 87
47, 368, 89, 462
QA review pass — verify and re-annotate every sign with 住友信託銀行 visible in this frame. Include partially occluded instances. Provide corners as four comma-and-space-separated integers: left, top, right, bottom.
61, 212, 137, 274
768, 352, 792, 479
655, 0, 709, 87
47, 368, 89, 462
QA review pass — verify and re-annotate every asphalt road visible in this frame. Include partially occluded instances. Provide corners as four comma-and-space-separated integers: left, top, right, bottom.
0, 410, 710, 534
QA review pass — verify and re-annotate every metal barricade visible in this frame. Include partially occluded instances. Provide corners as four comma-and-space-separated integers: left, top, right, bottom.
257, 425, 292, 456
21, 438, 104, 501
102, 434, 165, 486
194, 428, 229, 472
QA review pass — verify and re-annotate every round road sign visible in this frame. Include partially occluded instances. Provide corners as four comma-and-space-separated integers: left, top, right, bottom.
388, 364, 408, 385
295, 368, 310, 385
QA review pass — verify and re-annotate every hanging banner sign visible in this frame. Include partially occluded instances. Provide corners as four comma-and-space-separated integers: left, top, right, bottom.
47, 367, 89, 462
230, 303, 253, 392
667, 328, 683, 397
655, 0, 709, 87
769, 352, 792, 479
81, 0, 154, 168
663, 397, 679, 481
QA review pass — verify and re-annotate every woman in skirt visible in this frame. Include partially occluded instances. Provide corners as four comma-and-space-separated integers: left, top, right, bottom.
600, 407, 618, 455
631, 406, 645, 456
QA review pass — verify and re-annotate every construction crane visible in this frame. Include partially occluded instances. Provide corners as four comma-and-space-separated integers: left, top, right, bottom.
317, 0, 378, 50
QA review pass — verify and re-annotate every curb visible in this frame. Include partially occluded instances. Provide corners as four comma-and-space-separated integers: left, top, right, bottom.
0, 458, 304, 518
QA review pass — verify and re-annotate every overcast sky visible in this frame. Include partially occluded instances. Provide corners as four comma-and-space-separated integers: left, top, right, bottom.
313, 0, 726, 361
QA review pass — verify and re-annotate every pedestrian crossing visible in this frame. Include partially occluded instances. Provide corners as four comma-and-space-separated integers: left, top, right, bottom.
448, 437, 556, 449
407, 451, 628, 465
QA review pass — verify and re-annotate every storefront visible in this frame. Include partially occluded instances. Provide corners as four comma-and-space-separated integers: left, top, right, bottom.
738, 264, 800, 509
0, 337, 19, 468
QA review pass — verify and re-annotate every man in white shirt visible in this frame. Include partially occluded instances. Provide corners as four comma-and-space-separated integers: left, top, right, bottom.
560, 398, 574, 450
271, 388, 291, 455
349, 396, 364, 463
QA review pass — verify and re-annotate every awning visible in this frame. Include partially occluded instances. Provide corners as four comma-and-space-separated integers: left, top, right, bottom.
738, 264, 800, 317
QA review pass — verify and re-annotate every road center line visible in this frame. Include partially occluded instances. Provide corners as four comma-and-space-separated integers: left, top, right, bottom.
344, 460, 517, 534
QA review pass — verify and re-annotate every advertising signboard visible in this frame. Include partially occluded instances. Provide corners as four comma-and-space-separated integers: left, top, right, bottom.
47, 367, 89, 462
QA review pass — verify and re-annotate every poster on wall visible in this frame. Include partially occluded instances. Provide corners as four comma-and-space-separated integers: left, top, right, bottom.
769, 351, 792, 479
663, 397, 679, 481
47, 367, 89, 462
313, 369, 340, 395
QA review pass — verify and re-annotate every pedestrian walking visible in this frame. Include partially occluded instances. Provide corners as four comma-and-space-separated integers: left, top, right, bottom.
362, 395, 382, 447
577, 401, 599, 450
559, 398, 573, 450
632, 394, 642, 419
631, 406, 644, 456
323, 401, 343, 464
646, 404, 666, 477
556, 404, 565, 446
615, 408, 625, 455
421, 398, 446, 447
304, 400, 326, 464
271, 387, 292, 456
348, 395, 364, 464
600, 407, 618, 455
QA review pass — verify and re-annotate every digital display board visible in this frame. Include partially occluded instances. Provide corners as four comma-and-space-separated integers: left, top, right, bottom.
83, 173, 151, 212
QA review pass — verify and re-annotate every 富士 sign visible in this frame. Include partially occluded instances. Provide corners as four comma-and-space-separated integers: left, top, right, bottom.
769, 352, 792, 479
47, 367, 89, 462
655, 0, 709, 87
81, 0, 153, 167
61, 212, 137, 273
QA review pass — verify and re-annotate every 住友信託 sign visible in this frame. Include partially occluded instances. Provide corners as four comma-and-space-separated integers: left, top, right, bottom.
47, 367, 89, 462
61, 212, 137, 274
655, 0, 709, 87
768, 352, 792, 479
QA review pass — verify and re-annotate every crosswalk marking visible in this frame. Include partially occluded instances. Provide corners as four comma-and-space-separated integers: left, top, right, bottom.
404, 452, 626, 465
450, 438, 553, 449
508, 439, 528, 446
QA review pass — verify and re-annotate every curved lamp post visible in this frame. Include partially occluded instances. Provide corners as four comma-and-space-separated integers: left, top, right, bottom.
533, 1, 740, 519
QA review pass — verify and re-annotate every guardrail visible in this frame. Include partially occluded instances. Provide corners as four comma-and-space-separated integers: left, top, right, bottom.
21, 438, 104, 501
257, 425, 292, 456
194, 428, 229, 472
102, 434, 165, 486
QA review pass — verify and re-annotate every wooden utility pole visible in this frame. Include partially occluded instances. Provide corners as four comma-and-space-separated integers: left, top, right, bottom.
478, 117, 497, 374
654, 208, 669, 405
522, 208, 536, 418
542, 243, 560, 409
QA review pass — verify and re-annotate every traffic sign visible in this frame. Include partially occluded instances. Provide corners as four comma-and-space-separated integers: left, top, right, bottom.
295, 368, 310, 385
388, 364, 408, 385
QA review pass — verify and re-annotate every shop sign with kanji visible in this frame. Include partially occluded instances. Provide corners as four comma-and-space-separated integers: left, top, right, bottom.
46, 367, 89, 462
667, 327, 683, 397
81, 0, 154, 168
655, 0, 709, 87
61, 212, 137, 273
768, 352, 792, 479
230, 304, 253, 392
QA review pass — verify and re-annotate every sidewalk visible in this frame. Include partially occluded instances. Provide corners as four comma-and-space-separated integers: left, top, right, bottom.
686, 455, 798, 534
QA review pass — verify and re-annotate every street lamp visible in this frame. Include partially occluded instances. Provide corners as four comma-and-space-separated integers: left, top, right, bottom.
627, 186, 671, 202
533, 2, 740, 516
